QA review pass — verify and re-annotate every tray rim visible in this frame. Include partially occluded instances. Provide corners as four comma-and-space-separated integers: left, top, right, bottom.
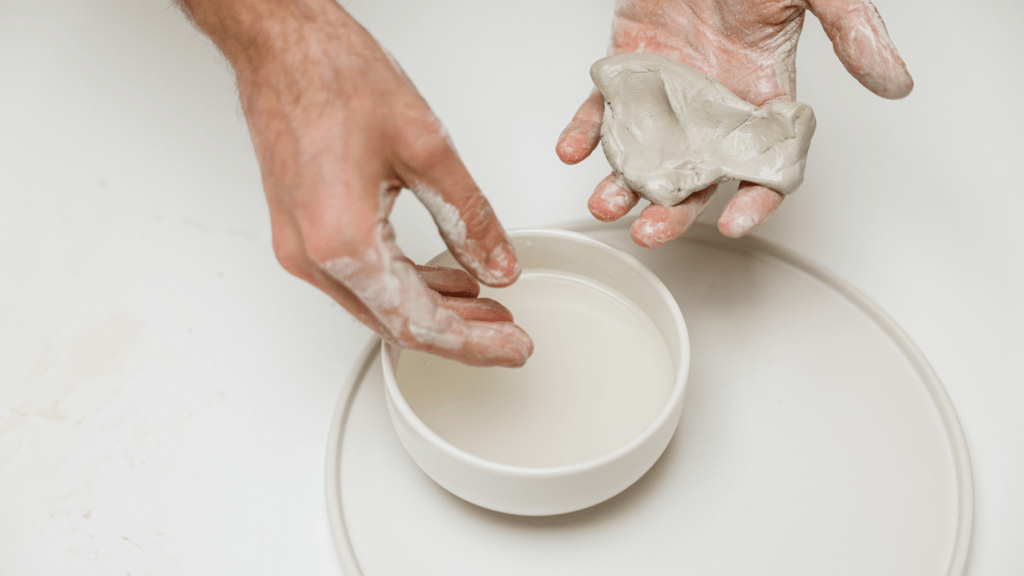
324, 220, 974, 576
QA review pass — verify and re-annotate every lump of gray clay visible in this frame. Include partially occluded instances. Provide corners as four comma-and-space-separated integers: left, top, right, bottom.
591, 53, 816, 206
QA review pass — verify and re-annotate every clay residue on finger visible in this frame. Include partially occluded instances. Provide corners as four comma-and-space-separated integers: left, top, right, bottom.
413, 182, 468, 246
556, 89, 605, 165
322, 237, 458, 348
833, 0, 913, 98
631, 217, 676, 249
591, 53, 816, 206
589, 175, 638, 221
718, 184, 784, 237
319, 213, 530, 366
412, 181, 520, 287
321, 234, 527, 365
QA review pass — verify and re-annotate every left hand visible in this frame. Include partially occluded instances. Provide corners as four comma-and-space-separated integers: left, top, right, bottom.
177, 0, 534, 367
556, 0, 913, 247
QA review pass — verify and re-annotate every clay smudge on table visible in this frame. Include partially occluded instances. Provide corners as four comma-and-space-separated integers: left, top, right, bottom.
591, 53, 816, 206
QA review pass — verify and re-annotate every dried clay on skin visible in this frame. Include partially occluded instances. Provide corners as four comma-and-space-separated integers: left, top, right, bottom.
592, 53, 816, 206
321, 232, 463, 351
413, 182, 519, 288
319, 182, 530, 366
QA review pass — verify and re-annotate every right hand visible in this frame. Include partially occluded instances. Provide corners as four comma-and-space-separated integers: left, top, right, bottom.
556, 0, 913, 247
180, 0, 533, 367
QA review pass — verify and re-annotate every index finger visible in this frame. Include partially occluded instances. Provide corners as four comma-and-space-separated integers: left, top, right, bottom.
392, 113, 522, 289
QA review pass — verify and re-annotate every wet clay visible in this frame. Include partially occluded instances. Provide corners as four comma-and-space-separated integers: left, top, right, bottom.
591, 53, 816, 205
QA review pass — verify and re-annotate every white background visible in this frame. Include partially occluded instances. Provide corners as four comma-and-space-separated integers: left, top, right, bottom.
1, 0, 1021, 573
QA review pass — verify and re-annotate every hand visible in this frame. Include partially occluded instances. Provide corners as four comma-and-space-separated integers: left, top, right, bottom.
179, 0, 533, 367
556, 0, 913, 247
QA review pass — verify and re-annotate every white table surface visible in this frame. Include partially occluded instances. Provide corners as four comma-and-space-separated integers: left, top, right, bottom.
1, 0, 1020, 574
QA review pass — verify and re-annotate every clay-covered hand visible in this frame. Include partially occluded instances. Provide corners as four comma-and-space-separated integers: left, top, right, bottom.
556, 0, 913, 247
179, 0, 533, 367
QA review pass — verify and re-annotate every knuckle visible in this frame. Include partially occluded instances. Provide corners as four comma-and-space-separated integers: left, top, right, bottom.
269, 219, 310, 279
401, 127, 452, 170
272, 239, 306, 278
293, 208, 339, 266
293, 207, 367, 269
303, 234, 345, 270
271, 204, 371, 280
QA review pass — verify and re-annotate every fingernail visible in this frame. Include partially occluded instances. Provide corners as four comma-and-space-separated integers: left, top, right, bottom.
507, 325, 534, 357
486, 242, 520, 283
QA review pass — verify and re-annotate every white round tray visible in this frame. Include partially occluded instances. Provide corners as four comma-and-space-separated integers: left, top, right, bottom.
325, 220, 973, 576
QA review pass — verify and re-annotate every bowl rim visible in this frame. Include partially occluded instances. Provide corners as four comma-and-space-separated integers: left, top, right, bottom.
381, 228, 690, 479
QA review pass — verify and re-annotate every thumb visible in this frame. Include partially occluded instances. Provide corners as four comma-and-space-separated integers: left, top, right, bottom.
809, 0, 913, 99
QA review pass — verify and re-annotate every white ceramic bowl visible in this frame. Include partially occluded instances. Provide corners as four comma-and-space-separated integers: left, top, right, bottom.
381, 229, 689, 515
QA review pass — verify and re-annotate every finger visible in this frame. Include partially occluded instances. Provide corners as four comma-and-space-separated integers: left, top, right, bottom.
588, 173, 640, 222
416, 264, 480, 298
439, 296, 515, 323
424, 317, 533, 368
413, 264, 516, 323
418, 265, 514, 321
455, 321, 535, 367
417, 265, 517, 322
630, 185, 717, 249
718, 182, 786, 238
809, 0, 913, 99
556, 89, 605, 165
395, 116, 521, 289
321, 240, 532, 367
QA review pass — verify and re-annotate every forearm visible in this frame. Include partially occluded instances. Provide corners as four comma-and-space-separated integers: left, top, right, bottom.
175, 0, 389, 190
175, 0, 352, 79
174, 0, 531, 367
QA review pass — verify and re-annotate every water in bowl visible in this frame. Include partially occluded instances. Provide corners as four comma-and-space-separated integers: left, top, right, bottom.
396, 270, 674, 468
